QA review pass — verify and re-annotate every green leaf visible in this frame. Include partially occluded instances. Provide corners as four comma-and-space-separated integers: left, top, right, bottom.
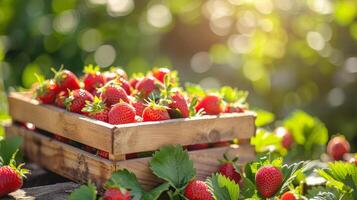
105, 169, 144, 200
142, 183, 170, 200
239, 177, 256, 198
278, 161, 309, 195
0, 136, 23, 165
69, 183, 97, 200
306, 186, 352, 200
253, 109, 275, 127
220, 86, 248, 103
250, 129, 286, 155
206, 173, 239, 200
185, 83, 206, 98
149, 145, 195, 190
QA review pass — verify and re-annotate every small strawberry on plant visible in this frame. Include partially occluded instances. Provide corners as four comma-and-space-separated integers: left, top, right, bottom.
82, 96, 109, 122
55, 90, 69, 108
217, 154, 242, 186
0, 152, 29, 197
35, 76, 59, 104
103, 188, 131, 200
327, 135, 350, 161
275, 127, 294, 149
184, 180, 214, 200
108, 102, 136, 125
65, 89, 94, 114
99, 80, 130, 107
255, 165, 283, 198
52, 67, 81, 91
142, 100, 170, 122
281, 191, 297, 200
83, 65, 106, 94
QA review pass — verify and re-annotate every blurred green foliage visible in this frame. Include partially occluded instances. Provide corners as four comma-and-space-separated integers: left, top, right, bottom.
0, 0, 357, 146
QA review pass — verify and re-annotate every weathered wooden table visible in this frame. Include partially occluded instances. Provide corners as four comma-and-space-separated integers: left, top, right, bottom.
1, 164, 79, 200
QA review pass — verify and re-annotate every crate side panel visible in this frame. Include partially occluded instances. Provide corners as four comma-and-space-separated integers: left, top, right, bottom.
113, 113, 255, 155
8, 92, 114, 153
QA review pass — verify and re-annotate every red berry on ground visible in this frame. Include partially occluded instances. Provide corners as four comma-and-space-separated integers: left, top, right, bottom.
53, 68, 80, 91
99, 81, 130, 107
35, 80, 59, 104
0, 164, 28, 197
281, 191, 297, 200
108, 102, 136, 125
275, 127, 294, 149
103, 188, 131, 200
327, 136, 350, 161
142, 104, 170, 122
65, 89, 94, 114
255, 165, 283, 198
195, 95, 222, 115
83, 65, 106, 94
184, 180, 214, 200
153, 67, 170, 83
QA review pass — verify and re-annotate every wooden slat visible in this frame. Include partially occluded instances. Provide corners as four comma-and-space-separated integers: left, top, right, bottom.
116, 144, 255, 189
5, 125, 116, 189
5, 125, 255, 191
8, 92, 114, 153
113, 113, 256, 155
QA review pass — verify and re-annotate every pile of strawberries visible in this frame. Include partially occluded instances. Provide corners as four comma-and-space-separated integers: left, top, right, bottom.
34, 66, 248, 125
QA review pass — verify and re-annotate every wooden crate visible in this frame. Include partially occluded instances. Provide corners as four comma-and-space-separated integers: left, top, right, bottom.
8, 92, 256, 160
6, 92, 257, 189
5, 124, 255, 190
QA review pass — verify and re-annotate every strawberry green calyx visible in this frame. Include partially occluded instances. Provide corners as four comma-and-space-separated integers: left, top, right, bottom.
8, 150, 30, 178
83, 64, 101, 74
82, 96, 106, 115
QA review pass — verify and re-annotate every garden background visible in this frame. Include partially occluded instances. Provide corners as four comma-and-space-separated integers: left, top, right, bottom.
0, 0, 356, 150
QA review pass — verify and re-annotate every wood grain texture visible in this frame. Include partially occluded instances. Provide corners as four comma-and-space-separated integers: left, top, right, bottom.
5, 125, 116, 190
113, 113, 256, 155
8, 92, 114, 153
5, 125, 255, 191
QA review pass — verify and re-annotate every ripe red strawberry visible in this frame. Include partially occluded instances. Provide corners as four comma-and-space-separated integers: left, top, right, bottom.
131, 99, 146, 117
224, 105, 245, 113
169, 92, 189, 118
65, 89, 94, 114
142, 103, 170, 122
153, 67, 170, 83
97, 150, 109, 159
255, 166, 283, 198
275, 127, 294, 149
327, 136, 350, 161
83, 65, 106, 93
281, 191, 297, 200
103, 188, 131, 200
0, 162, 29, 197
99, 81, 129, 106
108, 102, 136, 125
195, 95, 222, 115
82, 97, 109, 122
35, 79, 59, 104
217, 161, 242, 185
184, 180, 213, 200
52, 68, 80, 91
135, 77, 158, 97
55, 90, 69, 108
117, 77, 131, 95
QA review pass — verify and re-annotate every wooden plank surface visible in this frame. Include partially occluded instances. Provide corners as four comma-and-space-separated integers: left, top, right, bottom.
113, 112, 256, 155
5, 125, 116, 190
8, 92, 114, 153
3, 182, 79, 200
